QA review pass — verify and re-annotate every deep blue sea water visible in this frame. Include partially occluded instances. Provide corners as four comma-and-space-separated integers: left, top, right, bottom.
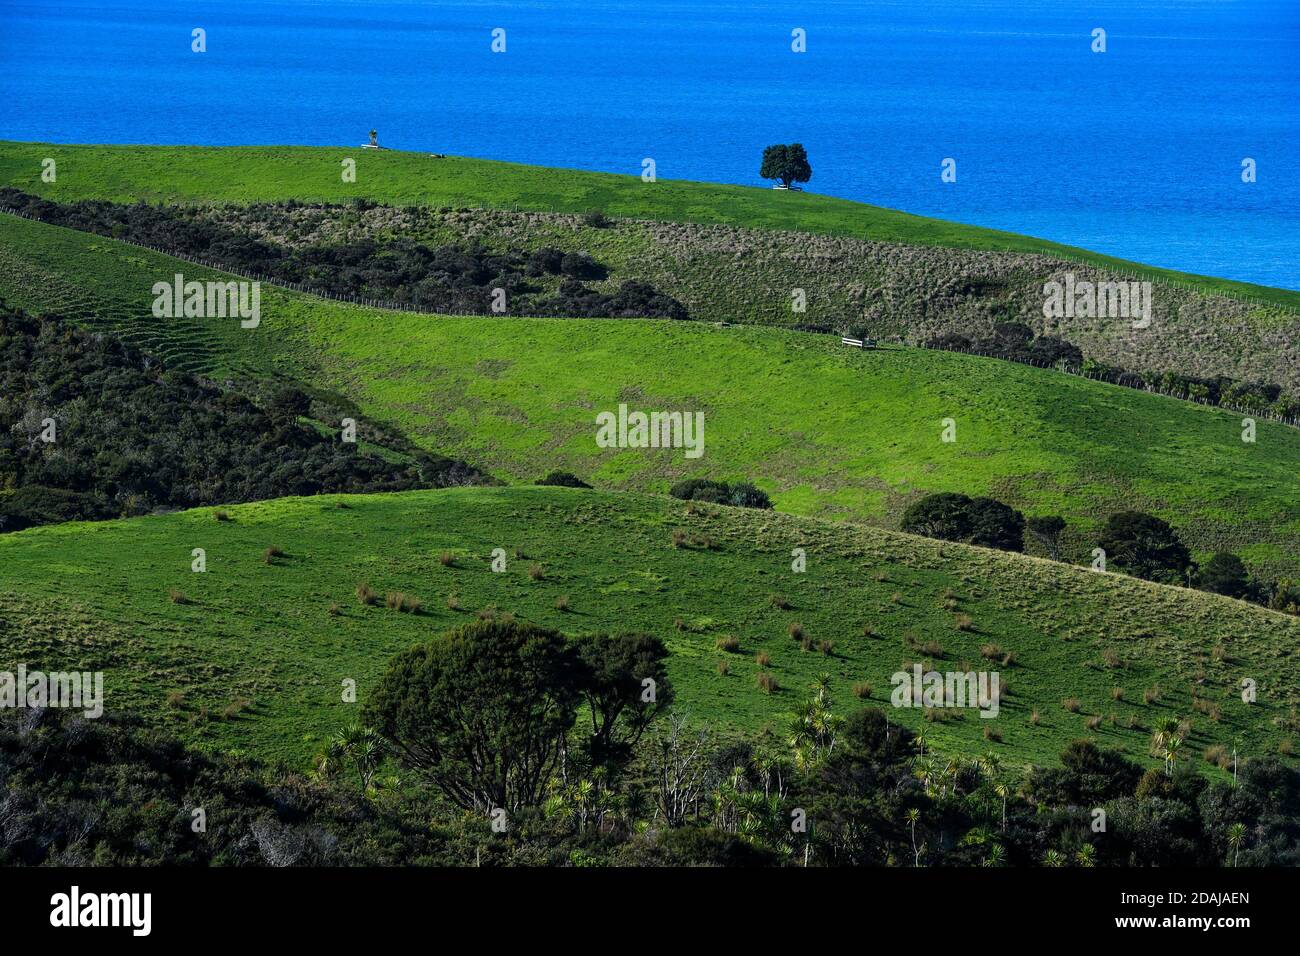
1, 0, 1296, 288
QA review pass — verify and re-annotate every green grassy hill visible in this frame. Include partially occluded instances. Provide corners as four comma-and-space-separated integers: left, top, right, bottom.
2, 211, 1297, 577
1, 486, 1295, 772
2, 140, 1297, 310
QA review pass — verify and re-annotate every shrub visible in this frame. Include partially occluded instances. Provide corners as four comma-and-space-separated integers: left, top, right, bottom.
900, 492, 1025, 552
536, 471, 592, 489
669, 478, 772, 510
1195, 551, 1250, 598
1098, 511, 1191, 583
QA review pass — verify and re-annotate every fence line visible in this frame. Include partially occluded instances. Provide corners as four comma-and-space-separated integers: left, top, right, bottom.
3, 206, 1296, 429
915, 340, 1300, 428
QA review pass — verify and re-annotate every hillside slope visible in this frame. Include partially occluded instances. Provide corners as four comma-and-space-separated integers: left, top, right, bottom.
1, 487, 1295, 771
2, 213, 1300, 580
1, 141, 1296, 311
1, 211, 1297, 577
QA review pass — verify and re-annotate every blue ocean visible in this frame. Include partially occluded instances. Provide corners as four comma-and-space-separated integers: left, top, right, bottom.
1, 0, 1296, 288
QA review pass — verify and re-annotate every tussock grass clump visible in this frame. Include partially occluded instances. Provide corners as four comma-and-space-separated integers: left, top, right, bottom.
921, 639, 943, 658
263, 545, 285, 564
983, 725, 1002, 743
862, 624, 878, 639
439, 551, 455, 567
787, 622, 804, 641
1062, 697, 1081, 713
1029, 709, 1041, 726
221, 698, 253, 720
980, 643, 1002, 661
168, 588, 191, 605
554, 594, 570, 612
1102, 648, 1124, 669
528, 563, 545, 581
1111, 686, 1125, 702
356, 582, 378, 606
385, 591, 421, 613
1204, 744, 1230, 768
715, 635, 740, 653
716, 659, 730, 676
165, 690, 185, 709
852, 682, 873, 699
817, 639, 834, 656
213, 510, 230, 522
327, 602, 341, 617
953, 614, 974, 632
755, 650, 771, 667
446, 592, 461, 611
769, 593, 790, 610
756, 672, 779, 694
1085, 715, 1102, 731
1142, 685, 1162, 705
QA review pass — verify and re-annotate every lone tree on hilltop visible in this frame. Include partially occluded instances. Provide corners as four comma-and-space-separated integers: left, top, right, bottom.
760, 144, 812, 189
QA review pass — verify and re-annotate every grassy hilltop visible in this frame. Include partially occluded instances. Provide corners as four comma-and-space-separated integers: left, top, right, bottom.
2, 140, 1297, 309
1, 486, 1295, 771
2, 211, 1298, 577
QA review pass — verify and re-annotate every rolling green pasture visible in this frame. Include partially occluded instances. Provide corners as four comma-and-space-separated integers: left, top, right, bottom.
2, 140, 1296, 308
1, 487, 1295, 771
2, 211, 1297, 576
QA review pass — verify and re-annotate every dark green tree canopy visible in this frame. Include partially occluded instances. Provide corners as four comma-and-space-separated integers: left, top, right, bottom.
899, 492, 1025, 552
364, 618, 581, 812
1098, 511, 1191, 583
573, 631, 673, 768
1197, 551, 1249, 599
759, 143, 812, 188
1026, 514, 1067, 560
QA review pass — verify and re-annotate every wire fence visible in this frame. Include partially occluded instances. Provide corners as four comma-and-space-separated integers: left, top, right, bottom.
913, 340, 1300, 428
